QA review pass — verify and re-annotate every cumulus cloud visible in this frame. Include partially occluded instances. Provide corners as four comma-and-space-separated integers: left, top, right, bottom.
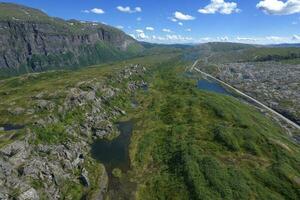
186, 28, 192, 32
165, 34, 193, 41
136, 29, 144, 33
174, 11, 195, 20
217, 36, 229, 41
256, 0, 300, 15
91, 8, 105, 14
169, 17, 178, 22
162, 28, 172, 33
146, 27, 154, 31
81, 8, 105, 14
178, 22, 183, 26
198, 0, 240, 14
134, 29, 149, 40
117, 6, 142, 13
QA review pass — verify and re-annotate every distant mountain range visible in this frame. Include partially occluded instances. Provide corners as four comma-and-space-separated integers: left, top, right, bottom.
267, 43, 300, 48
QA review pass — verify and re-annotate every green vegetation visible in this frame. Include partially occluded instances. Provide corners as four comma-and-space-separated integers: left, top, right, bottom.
0, 48, 299, 199
195, 42, 300, 64
129, 61, 300, 199
112, 168, 123, 178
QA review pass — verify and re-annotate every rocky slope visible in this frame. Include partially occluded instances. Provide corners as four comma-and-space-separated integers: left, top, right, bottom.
0, 62, 147, 199
0, 3, 143, 76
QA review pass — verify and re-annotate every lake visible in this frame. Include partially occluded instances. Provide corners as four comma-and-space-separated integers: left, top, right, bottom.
197, 79, 231, 95
91, 120, 133, 173
91, 120, 135, 198
0, 124, 25, 131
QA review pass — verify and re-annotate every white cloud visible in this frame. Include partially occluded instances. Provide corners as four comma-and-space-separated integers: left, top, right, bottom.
129, 34, 136, 39
217, 36, 229, 41
174, 11, 195, 20
199, 37, 213, 42
90, 8, 105, 14
146, 27, 155, 31
136, 29, 144, 33
116, 25, 124, 29
178, 22, 183, 26
165, 34, 193, 41
144, 34, 194, 43
265, 36, 285, 41
137, 17, 142, 21
117, 6, 142, 13
236, 37, 258, 42
81, 10, 90, 13
169, 17, 178, 22
81, 8, 105, 14
186, 28, 192, 32
257, 0, 300, 15
135, 7, 142, 12
292, 34, 300, 40
162, 28, 172, 33
137, 32, 148, 39
198, 0, 240, 15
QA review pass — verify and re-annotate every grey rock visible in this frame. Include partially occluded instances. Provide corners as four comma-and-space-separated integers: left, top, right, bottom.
80, 168, 90, 187
36, 100, 55, 111
86, 91, 96, 101
17, 188, 39, 200
9, 107, 25, 115
0, 141, 29, 165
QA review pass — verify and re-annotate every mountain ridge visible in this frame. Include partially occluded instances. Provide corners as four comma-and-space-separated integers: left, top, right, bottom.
0, 3, 143, 76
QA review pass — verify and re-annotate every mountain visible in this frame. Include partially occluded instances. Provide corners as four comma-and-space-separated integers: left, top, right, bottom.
268, 43, 300, 48
0, 3, 143, 76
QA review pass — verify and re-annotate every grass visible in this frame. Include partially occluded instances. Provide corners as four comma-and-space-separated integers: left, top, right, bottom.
129, 61, 300, 199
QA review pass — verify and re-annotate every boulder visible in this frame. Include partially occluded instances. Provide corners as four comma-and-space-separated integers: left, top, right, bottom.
0, 141, 30, 166
17, 188, 39, 200
36, 100, 55, 111
80, 168, 90, 187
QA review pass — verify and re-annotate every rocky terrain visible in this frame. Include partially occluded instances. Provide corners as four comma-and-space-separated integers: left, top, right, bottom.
0, 63, 147, 199
0, 3, 143, 75
203, 61, 300, 126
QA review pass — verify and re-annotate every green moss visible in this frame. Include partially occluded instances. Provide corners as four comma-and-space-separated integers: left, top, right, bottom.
33, 123, 69, 144
112, 168, 122, 178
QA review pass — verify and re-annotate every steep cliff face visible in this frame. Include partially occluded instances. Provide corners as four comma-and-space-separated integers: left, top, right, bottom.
0, 3, 143, 75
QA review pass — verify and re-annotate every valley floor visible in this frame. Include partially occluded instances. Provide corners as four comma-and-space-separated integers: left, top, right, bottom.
0, 53, 299, 199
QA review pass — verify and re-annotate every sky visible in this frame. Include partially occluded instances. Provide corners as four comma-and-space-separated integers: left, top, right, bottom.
2, 0, 300, 44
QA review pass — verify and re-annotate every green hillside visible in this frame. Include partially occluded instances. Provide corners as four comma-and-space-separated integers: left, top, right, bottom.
130, 61, 300, 200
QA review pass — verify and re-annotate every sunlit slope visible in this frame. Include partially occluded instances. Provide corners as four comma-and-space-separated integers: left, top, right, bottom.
130, 62, 300, 200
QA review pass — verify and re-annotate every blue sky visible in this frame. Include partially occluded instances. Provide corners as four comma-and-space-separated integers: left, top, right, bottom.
2, 0, 300, 44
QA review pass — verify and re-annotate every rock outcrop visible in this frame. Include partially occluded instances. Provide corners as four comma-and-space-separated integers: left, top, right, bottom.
0, 64, 147, 199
